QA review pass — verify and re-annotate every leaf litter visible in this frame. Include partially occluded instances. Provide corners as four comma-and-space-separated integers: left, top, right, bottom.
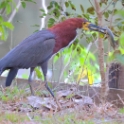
0, 86, 124, 123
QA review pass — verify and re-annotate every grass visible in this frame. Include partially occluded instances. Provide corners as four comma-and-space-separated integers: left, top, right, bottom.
0, 111, 122, 124
119, 107, 124, 114
0, 112, 29, 123
0, 86, 28, 103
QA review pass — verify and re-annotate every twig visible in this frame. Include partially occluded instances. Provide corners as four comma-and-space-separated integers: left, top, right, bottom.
102, 0, 113, 14
110, 4, 116, 28
40, 0, 48, 30
0, 85, 5, 94
0, 8, 6, 15
59, 49, 73, 82
117, 94, 124, 106
94, 0, 109, 102
89, 0, 96, 11
8, 0, 21, 23
77, 43, 93, 85
10, 2, 13, 50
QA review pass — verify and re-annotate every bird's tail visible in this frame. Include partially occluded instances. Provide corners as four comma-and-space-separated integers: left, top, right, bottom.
6, 68, 18, 86
0, 58, 18, 86
0, 59, 6, 76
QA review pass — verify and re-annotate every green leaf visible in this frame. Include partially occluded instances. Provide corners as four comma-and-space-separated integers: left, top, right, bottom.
99, 2, 102, 7
31, 24, 40, 27
35, 68, 43, 79
76, 47, 81, 54
53, 9, 60, 18
0, 26, 4, 40
22, 74, 28, 79
0, 16, 3, 22
53, 53, 60, 63
119, 47, 124, 54
89, 53, 96, 61
120, 32, 124, 47
50, 1, 56, 5
21, 2, 26, 8
80, 58, 85, 64
80, 5, 84, 13
48, 18, 55, 27
0, 25, 8, 41
65, 2, 69, 7
83, 13, 90, 19
54, 2, 61, 10
92, 32, 96, 37
87, 7, 95, 15
108, 10, 112, 14
39, 9, 45, 12
70, 4, 76, 11
24, 0, 36, 4
114, 9, 117, 14
0, 1, 6, 9
6, 4, 11, 15
68, 1, 76, 11
47, 5, 53, 10
117, 10, 124, 17
2, 22, 14, 30
104, 12, 109, 18
114, 18, 122, 23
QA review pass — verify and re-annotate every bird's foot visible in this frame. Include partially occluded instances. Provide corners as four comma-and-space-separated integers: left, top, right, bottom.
45, 83, 54, 97
29, 83, 35, 96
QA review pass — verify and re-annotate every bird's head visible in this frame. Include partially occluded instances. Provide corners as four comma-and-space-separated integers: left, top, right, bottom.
49, 18, 106, 34
82, 20, 106, 34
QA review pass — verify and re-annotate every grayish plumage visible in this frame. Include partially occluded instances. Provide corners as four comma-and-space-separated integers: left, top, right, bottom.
0, 30, 55, 97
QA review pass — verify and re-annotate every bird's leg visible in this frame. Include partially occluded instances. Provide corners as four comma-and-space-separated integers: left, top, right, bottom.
28, 67, 35, 95
41, 62, 54, 97
44, 76, 54, 97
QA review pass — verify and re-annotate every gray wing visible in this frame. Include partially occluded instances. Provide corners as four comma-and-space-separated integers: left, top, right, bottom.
1, 30, 55, 69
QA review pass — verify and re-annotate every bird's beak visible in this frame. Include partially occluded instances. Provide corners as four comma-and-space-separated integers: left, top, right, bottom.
83, 22, 117, 49
83, 22, 106, 34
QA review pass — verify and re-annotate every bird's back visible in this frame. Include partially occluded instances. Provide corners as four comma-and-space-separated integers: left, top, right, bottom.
0, 29, 55, 72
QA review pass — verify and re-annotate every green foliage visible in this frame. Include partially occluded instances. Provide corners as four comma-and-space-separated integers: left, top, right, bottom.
0, 19, 14, 40
65, 2, 69, 8
38, 113, 95, 124
108, 8, 124, 63
0, 0, 13, 15
68, 1, 76, 11
21, 2, 26, 8
120, 32, 124, 47
35, 67, 43, 80
0, 0, 15, 40
48, 18, 56, 28
80, 4, 84, 13
0, 0, 36, 40
87, 7, 95, 15
53, 53, 60, 63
